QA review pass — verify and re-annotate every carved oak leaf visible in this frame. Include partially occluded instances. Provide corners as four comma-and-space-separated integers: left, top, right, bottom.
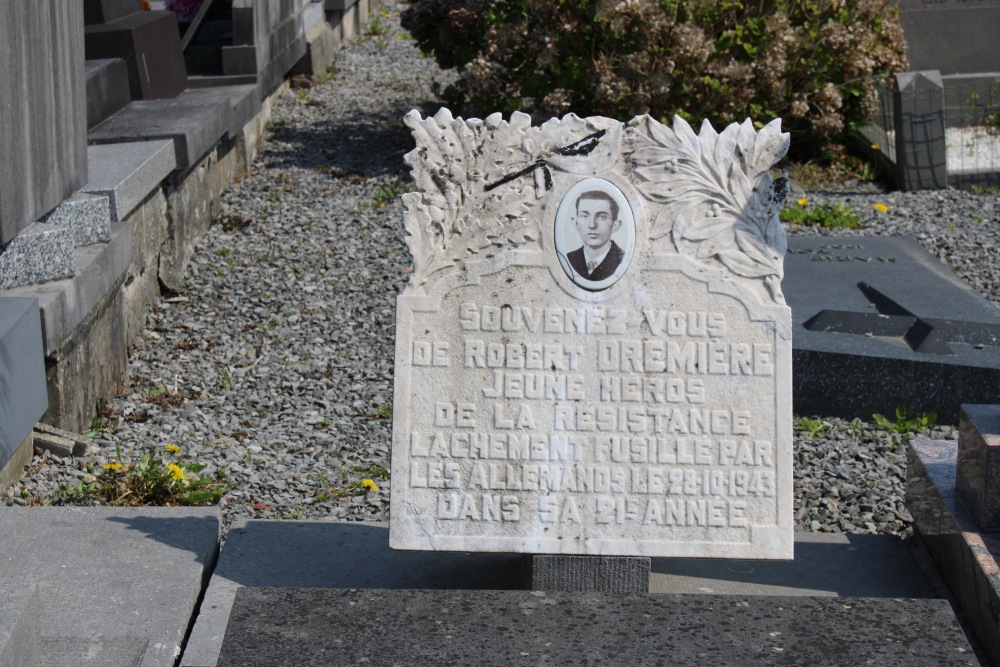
631, 115, 790, 301
402, 109, 540, 289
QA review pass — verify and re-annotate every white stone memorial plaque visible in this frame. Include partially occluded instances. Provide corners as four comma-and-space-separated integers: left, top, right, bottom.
390, 109, 793, 558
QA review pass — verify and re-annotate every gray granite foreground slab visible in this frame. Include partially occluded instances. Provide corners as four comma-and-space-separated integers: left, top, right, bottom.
218, 588, 976, 666
0, 506, 220, 667
181, 521, 952, 667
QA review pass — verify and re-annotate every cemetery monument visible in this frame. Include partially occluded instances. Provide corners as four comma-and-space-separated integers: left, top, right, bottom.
390, 109, 793, 559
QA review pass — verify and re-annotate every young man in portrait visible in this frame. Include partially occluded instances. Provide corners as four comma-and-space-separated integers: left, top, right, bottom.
566, 190, 624, 281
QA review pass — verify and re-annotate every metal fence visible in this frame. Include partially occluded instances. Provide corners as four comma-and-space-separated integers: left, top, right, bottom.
857, 72, 1000, 190
943, 77, 1000, 183
862, 77, 896, 164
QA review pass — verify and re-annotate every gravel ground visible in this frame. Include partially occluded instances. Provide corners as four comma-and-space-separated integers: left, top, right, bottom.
6, 5, 993, 541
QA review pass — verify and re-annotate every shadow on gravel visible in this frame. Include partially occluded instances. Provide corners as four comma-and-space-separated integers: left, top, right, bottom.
262, 99, 444, 178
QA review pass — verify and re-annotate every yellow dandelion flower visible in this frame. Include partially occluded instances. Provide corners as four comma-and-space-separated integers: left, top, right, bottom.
103, 462, 122, 472
361, 478, 379, 492
873, 203, 889, 213
167, 463, 186, 481
797, 197, 809, 207
871, 143, 880, 150
165, 444, 181, 453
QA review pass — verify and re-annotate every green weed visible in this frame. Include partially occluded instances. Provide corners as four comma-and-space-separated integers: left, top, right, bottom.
315, 67, 334, 86
780, 201, 862, 229
352, 464, 390, 478
64, 442, 229, 506
366, 15, 390, 36
795, 417, 831, 438
872, 404, 937, 434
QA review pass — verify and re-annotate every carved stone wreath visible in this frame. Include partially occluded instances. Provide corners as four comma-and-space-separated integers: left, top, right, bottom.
402, 108, 789, 302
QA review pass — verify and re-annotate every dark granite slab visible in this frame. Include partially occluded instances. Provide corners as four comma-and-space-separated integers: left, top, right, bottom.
88, 88, 247, 169
783, 236, 1000, 423
85, 58, 131, 129
84, 11, 188, 100
83, 0, 141, 25
218, 588, 976, 666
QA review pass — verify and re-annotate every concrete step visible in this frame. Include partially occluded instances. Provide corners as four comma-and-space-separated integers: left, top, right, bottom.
0, 584, 40, 667
81, 139, 176, 221
87, 86, 260, 170
85, 58, 131, 129
0, 507, 220, 667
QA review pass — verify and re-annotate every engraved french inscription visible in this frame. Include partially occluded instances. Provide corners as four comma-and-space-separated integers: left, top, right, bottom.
390, 109, 793, 558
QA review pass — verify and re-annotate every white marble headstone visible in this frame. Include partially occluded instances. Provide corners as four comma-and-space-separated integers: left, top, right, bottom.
390, 109, 793, 559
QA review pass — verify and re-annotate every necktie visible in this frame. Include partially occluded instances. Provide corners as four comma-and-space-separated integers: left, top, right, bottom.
587, 261, 597, 274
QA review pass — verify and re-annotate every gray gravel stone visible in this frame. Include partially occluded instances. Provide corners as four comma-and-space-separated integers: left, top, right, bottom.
2, 3, 980, 541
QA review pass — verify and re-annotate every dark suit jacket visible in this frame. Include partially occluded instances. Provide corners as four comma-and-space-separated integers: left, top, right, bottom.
567, 241, 624, 281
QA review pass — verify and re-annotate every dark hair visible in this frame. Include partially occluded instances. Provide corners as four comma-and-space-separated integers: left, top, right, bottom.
575, 190, 618, 222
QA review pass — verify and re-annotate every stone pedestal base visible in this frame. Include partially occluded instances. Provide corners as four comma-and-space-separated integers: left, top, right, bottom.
529, 555, 650, 593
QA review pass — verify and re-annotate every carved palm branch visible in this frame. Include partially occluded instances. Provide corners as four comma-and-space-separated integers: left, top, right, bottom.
632, 115, 789, 298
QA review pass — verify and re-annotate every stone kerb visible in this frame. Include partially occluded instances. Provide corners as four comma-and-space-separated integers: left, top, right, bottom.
390, 109, 793, 560
957, 404, 1000, 531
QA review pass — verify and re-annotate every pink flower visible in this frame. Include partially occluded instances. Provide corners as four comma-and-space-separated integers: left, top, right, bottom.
165, 0, 204, 22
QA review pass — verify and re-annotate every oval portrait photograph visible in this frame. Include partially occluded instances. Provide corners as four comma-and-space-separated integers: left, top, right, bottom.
554, 178, 636, 291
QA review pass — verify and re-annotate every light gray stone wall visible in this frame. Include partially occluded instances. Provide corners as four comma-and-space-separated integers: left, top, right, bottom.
226, 0, 311, 94
0, 1, 87, 246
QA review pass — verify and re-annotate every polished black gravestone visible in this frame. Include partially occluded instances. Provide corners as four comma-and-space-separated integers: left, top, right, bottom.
84, 3, 188, 100
217, 588, 976, 666
83, 0, 142, 25
783, 236, 1000, 423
